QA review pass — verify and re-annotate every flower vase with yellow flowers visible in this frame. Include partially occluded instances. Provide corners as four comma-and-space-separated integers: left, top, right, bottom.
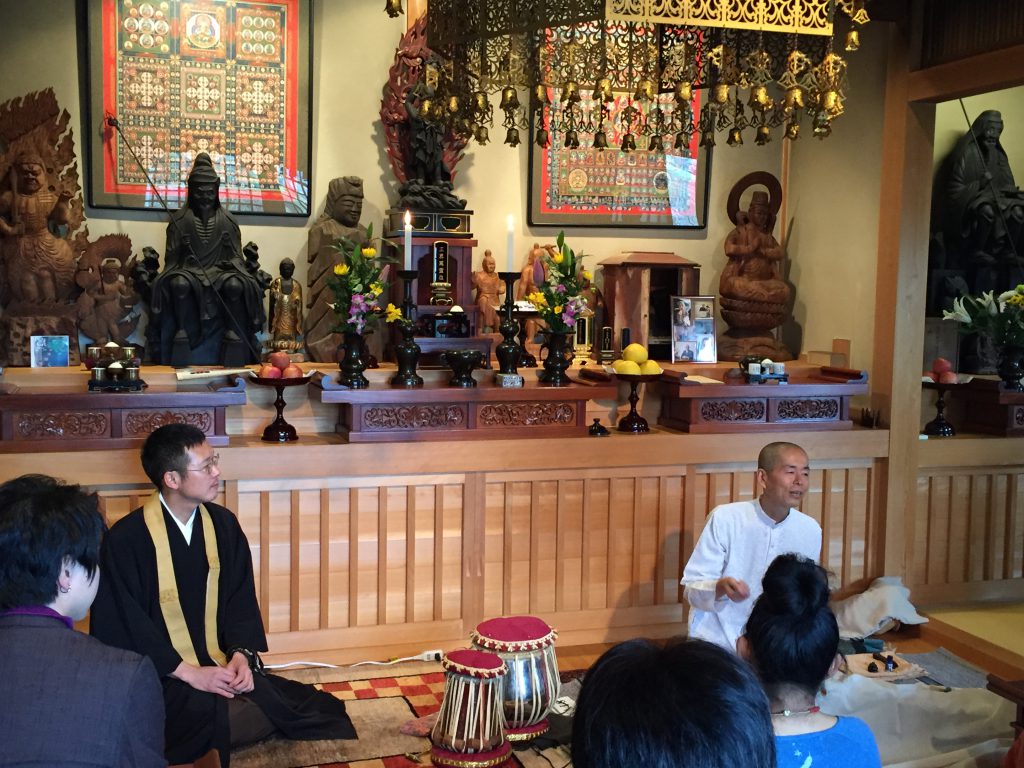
526, 231, 590, 385
943, 285, 1024, 390
384, 302, 423, 387
326, 224, 395, 388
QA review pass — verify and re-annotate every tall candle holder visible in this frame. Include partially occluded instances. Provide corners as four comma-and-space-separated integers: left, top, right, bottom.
495, 271, 523, 384
392, 269, 424, 388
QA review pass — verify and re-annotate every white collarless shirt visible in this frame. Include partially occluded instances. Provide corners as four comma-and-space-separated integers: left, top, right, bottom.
680, 499, 822, 652
160, 492, 198, 545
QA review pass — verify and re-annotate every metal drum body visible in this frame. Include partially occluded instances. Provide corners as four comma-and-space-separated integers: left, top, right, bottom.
471, 615, 560, 741
430, 649, 512, 768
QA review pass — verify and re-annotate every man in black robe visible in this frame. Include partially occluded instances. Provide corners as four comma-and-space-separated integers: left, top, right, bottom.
91, 424, 355, 766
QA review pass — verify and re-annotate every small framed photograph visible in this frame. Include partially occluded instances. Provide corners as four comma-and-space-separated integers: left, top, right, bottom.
30, 335, 71, 367
670, 296, 717, 364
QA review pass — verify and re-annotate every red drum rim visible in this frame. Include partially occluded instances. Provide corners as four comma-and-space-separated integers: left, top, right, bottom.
442, 648, 508, 678
472, 615, 557, 652
430, 742, 512, 768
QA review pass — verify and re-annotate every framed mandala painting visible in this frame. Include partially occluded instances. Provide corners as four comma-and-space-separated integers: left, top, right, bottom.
81, 0, 312, 216
527, 88, 711, 230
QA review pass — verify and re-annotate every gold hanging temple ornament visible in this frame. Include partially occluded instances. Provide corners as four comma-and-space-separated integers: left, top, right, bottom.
399, 0, 868, 151
605, 0, 837, 35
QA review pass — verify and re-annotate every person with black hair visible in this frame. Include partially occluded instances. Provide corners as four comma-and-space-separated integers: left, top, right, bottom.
90, 424, 355, 767
681, 441, 822, 651
572, 637, 776, 768
739, 554, 881, 768
0, 474, 166, 767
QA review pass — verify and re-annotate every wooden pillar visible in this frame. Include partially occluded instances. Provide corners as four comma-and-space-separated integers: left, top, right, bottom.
871, 23, 936, 579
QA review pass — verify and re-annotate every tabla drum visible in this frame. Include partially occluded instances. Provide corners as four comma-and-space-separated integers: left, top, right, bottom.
430, 649, 512, 768
471, 615, 560, 741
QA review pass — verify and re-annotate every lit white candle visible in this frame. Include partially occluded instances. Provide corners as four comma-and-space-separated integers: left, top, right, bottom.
506, 214, 514, 273
403, 210, 412, 271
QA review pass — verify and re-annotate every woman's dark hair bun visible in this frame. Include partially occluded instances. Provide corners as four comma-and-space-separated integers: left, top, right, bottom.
759, 554, 830, 617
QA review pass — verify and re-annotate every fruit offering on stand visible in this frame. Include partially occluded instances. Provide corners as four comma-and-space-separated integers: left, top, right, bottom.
923, 357, 958, 385
257, 353, 306, 380
609, 344, 663, 376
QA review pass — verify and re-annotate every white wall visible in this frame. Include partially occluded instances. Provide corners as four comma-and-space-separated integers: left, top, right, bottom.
785, 30, 888, 372
0, 0, 891, 365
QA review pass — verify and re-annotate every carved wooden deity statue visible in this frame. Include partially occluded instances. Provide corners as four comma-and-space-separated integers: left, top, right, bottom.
0, 151, 77, 309
472, 250, 504, 333
718, 173, 794, 361
269, 257, 303, 353
75, 236, 139, 346
148, 153, 266, 367
305, 176, 369, 363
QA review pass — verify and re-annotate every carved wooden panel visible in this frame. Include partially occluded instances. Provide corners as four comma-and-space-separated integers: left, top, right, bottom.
122, 409, 214, 435
699, 399, 766, 422
776, 398, 840, 421
16, 411, 110, 439
477, 402, 576, 427
362, 405, 466, 431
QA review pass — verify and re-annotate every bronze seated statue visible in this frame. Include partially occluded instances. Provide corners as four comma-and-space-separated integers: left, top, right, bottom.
147, 153, 266, 367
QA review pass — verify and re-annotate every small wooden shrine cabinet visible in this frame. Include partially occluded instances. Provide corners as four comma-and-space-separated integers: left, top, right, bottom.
600, 251, 701, 360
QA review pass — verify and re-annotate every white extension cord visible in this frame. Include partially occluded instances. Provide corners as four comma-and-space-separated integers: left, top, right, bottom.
263, 649, 443, 671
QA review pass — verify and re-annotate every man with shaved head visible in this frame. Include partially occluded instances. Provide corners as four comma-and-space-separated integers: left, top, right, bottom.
681, 441, 822, 651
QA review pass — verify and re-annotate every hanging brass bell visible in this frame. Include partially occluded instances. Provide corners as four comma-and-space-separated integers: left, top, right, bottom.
755, 125, 771, 145
505, 127, 521, 147
845, 28, 860, 52
648, 134, 664, 153
535, 127, 550, 148
499, 85, 520, 111
384, 0, 403, 18
634, 79, 655, 102
749, 85, 770, 109
420, 98, 434, 118
785, 120, 800, 140
699, 129, 716, 148
784, 86, 804, 110
565, 129, 580, 149
727, 127, 743, 146
674, 131, 689, 150
713, 83, 730, 104
447, 95, 460, 114
534, 84, 551, 106
675, 81, 693, 104
473, 90, 489, 113
474, 124, 490, 144
594, 77, 613, 103
562, 81, 581, 104
431, 101, 447, 121
813, 112, 832, 139
593, 130, 608, 149
620, 133, 636, 152
821, 90, 842, 117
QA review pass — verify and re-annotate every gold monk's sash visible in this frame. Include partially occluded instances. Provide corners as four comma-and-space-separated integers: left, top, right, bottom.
142, 492, 227, 666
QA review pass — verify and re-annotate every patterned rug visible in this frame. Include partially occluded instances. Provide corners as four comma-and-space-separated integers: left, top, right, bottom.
232, 661, 573, 768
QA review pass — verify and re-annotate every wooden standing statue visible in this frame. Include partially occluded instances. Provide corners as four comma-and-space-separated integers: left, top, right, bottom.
0, 89, 89, 365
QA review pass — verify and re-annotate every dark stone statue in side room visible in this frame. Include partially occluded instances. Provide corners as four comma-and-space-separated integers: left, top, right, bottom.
148, 153, 266, 367
305, 176, 369, 363
929, 110, 1024, 371
718, 173, 793, 362
942, 110, 1024, 295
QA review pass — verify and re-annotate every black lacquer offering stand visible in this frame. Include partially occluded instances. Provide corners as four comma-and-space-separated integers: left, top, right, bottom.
392, 269, 424, 388
495, 271, 524, 384
251, 375, 310, 442
615, 372, 662, 433
923, 381, 957, 437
